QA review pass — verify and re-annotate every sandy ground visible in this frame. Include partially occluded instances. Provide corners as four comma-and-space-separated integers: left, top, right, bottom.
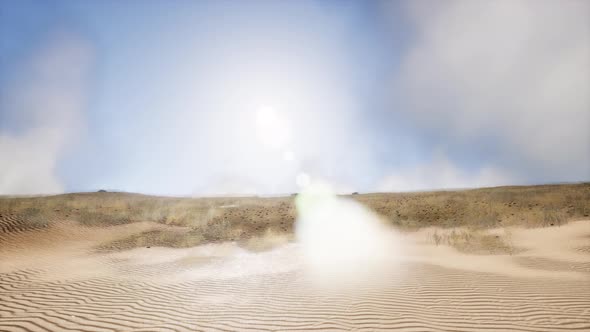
0, 216, 589, 331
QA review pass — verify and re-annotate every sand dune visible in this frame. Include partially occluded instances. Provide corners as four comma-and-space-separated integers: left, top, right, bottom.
1, 211, 589, 332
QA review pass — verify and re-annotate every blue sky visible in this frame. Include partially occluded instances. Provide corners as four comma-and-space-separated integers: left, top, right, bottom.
1, 0, 589, 195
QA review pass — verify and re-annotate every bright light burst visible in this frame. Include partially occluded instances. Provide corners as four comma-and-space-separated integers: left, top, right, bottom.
255, 106, 291, 149
282, 150, 295, 162
294, 181, 403, 289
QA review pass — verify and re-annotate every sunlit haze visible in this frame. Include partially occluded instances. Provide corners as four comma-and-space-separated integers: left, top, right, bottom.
295, 181, 403, 287
1, 0, 588, 195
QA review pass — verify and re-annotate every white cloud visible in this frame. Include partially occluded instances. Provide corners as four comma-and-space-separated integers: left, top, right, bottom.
0, 33, 93, 195
394, 0, 590, 180
378, 156, 513, 192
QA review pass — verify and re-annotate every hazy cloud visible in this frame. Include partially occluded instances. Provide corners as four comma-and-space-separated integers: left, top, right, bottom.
392, 0, 590, 181
378, 156, 512, 192
0, 33, 93, 194
1, 1, 587, 195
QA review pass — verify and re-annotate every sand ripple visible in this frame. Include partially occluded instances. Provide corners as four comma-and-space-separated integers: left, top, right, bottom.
1, 215, 589, 331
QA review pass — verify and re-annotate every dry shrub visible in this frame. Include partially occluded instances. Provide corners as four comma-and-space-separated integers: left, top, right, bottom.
1, 182, 588, 250
430, 228, 517, 255
358, 182, 590, 229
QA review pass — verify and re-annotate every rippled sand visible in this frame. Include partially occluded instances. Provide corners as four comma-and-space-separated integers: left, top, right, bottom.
1, 215, 589, 332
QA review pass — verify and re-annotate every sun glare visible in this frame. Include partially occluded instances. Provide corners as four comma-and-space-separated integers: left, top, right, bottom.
255, 106, 291, 149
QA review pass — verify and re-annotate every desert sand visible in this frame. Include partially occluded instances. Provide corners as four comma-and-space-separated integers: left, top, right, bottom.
1, 203, 589, 331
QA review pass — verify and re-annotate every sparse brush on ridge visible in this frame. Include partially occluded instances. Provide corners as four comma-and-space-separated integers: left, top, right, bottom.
355, 183, 590, 229
430, 228, 518, 255
1, 183, 589, 251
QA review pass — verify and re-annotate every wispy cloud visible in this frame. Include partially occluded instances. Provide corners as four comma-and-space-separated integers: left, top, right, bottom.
0, 33, 93, 194
390, 0, 590, 182
1, 1, 587, 195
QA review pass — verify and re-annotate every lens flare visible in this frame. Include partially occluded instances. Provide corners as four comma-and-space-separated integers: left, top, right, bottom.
255, 106, 290, 149
295, 172, 311, 188
282, 150, 295, 162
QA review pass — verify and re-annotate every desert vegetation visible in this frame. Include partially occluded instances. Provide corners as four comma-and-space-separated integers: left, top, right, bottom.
356, 183, 590, 229
429, 228, 518, 255
1, 183, 588, 252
